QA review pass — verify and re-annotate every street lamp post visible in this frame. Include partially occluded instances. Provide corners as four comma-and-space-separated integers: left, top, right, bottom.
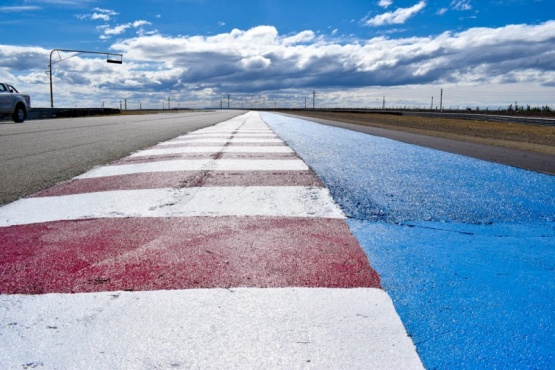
48, 49, 123, 108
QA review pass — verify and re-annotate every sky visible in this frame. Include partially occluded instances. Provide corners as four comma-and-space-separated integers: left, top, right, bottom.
0, 0, 554, 109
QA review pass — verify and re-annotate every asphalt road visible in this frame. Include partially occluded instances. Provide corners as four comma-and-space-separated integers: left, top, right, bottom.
281, 113, 555, 175
2, 110, 552, 207
0, 110, 245, 205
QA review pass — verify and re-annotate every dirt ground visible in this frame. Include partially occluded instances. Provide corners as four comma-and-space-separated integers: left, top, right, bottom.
285, 111, 555, 156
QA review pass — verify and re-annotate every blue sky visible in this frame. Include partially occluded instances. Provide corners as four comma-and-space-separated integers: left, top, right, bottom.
1, 0, 554, 109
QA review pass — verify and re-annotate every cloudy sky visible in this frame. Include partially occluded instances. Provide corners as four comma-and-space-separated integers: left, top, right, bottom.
1, 0, 554, 109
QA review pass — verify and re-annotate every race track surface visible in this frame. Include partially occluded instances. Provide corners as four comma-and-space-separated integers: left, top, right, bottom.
1, 111, 553, 369
0, 112, 422, 369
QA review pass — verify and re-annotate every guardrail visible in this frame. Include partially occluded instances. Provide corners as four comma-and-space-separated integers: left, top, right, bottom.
268, 108, 555, 127
28, 108, 121, 120
401, 111, 555, 126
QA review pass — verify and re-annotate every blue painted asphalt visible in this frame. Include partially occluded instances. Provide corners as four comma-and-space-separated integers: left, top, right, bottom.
262, 112, 555, 369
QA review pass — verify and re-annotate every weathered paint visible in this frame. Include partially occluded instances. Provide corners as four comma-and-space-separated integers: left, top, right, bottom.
130, 145, 294, 157
0, 288, 423, 369
0, 186, 345, 226
262, 111, 555, 370
32, 171, 324, 196
0, 217, 378, 293
158, 138, 284, 144
0, 111, 422, 369
76, 159, 309, 178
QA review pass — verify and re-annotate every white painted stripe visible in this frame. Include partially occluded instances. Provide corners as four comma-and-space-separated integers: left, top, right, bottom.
131, 146, 294, 157
0, 186, 344, 226
187, 130, 274, 134
181, 133, 277, 138
159, 138, 283, 144
0, 288, 424, 369
77, 159, 307, 178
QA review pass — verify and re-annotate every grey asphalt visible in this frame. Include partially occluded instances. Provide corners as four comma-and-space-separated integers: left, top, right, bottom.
2, 110, 552, 206
281, 113, 555, 176
0, 110, 245, 206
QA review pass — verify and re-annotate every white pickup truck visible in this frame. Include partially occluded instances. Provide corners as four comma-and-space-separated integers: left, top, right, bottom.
0, 83, 31, 123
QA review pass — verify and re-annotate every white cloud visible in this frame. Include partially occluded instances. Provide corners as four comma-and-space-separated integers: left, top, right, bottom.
451, 0, 472, 11
378, 0, 393, 8
27, 0, 96, 7
2, 21, 555, 108
96, 20, 153, 39
98, 24, 131, 37
241, 56, 271, 70
133, 20, 152, 28
282, 30, 315, 45
0, 6, 41, 12
91, 8, 118, 21
77, 8, 118, 22
366, 1, 427, 26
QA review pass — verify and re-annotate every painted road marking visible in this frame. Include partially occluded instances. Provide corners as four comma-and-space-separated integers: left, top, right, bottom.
130, 145, 294, 157
0, 111, 423, 369
158, 138, 284, 144
185, 131, 278, 140
1, 186, 345, 226
0, 289, 423, 369
32, 171, 324, 196
1, 218, 376, 293
76, 159, 308, 179
261, 111, 555, 369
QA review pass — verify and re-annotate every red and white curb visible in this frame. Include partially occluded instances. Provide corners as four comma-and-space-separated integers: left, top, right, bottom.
0, 112, 423, 369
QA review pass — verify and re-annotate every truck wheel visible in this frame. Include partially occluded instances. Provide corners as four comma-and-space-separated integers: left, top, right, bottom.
12, 105, 26, 123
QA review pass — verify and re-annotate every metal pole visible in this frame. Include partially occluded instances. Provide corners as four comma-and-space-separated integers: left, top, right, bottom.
440, 89, 443, 111
49, 50, 55, 108
313, 91, 316, 109
48, 49, 122, 108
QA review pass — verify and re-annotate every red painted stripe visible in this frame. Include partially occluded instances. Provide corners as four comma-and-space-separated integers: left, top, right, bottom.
0, 217, 380, 294
32, 171, 324, 196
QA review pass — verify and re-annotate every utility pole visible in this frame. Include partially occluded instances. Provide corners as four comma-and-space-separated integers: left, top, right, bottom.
431, 96, 434, 110
227, 94, 230, 109
313, 91, 316, 109
382, 96, 385, 109
440, 89, 444, 111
